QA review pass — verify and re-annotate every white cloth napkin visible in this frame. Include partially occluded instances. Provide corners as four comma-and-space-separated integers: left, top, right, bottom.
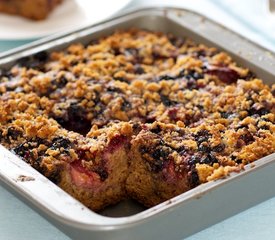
209, 0, 275, 52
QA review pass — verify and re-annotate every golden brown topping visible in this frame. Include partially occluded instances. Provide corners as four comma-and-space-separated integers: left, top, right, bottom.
0, 29, 274, 188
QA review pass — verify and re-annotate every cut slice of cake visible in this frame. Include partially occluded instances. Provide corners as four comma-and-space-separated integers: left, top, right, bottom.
127, 122, 192, 207
58, 122, 133, 211
0, 0, 63, 20
126, 119, 275, 207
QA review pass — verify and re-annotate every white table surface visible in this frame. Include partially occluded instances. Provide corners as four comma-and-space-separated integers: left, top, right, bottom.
1, 0, 275, 239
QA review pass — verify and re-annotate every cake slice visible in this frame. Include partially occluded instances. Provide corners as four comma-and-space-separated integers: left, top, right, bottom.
126, 122, 194, 207
10, 121, 133, 211
126, 121, 245, 207
58, 122, 133, 211
0, 0, 63, 20
0, 91, 132, 211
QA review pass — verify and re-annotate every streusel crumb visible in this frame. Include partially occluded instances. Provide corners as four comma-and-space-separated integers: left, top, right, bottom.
0, 29, 274, 210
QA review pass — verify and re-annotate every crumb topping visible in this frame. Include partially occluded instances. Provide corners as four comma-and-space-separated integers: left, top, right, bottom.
0, 29, 274, 188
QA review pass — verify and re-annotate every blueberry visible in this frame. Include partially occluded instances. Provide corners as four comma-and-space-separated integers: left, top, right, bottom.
186, 78, 198, 90
188, 155, 200, 166
197, 105, 204, 110
121, 98, 132, 110
17, 55, 45, 71
51, 137, 72, 150
200, 153, 218, 165
178, 69, 186, 78
148, 148, 169, 172
259, 125, 269, 130
13, 142, 29, 158
106, 86, 123, 93
160, 95, 175, 107
177, 146, 187, 155
112, 47, 121, 56
187, 70, 203, 80
55, 103, 91, 135
220, 112, 232, 119
12, 137, 51, 169
17, 56, 32, 67
71, 60, 79, 66
212, 143, 225, 152
157, 74, 176, 81
51, 76, 68, 90
0, 69, 12, 80
36, 137, 49, 146
194, 129, 211, 145
198, 143, 211, 153
188, 168, 200, 188
179, 70, 204, 90
58, 76, 68, 87
236, 124, 248, 130
94, 167, 108, 181
125, 48, 139, 57
6, 127, 22, 140
132, 122, 142, 133
248, 105, 269, 116
76, 149, 86, 159
149, 160, 164, 173
146, 115, 156, 123
139, 146, 148, 154
151, 147, 169, 160
231, 155, 242, 164
179, 69, 203, 80
245, 71, 256, 80
134, 65, 145, 74
168, 35, 185, 48
188, 152, 218, 166
140, 145, 170, 173
239, 132, 254, 145
33, 51, 48, 62
193, 50, 207, 57
150, 124, 162, 134
236, 131, 254, 148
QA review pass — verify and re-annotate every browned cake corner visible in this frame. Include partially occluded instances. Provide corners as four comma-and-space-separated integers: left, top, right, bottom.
58, 122, 133, 211
0, 0, 63, 20
0, 29, 274, 211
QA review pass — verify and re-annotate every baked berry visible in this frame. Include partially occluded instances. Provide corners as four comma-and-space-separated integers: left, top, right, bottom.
33, 51, 48, 62
51, 137, 72, 150
212, 143, 225, 152
206, 67, 240, 84
194, 130, 211, 145
188, 168, 200, 188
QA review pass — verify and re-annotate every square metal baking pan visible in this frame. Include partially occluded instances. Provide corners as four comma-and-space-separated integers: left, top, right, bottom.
0, 7, 275, 240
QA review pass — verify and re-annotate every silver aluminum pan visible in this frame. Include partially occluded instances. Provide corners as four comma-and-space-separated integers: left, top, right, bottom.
0, 7, 275, 240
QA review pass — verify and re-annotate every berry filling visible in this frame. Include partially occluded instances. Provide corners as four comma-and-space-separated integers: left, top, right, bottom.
70, 160, 102, 188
